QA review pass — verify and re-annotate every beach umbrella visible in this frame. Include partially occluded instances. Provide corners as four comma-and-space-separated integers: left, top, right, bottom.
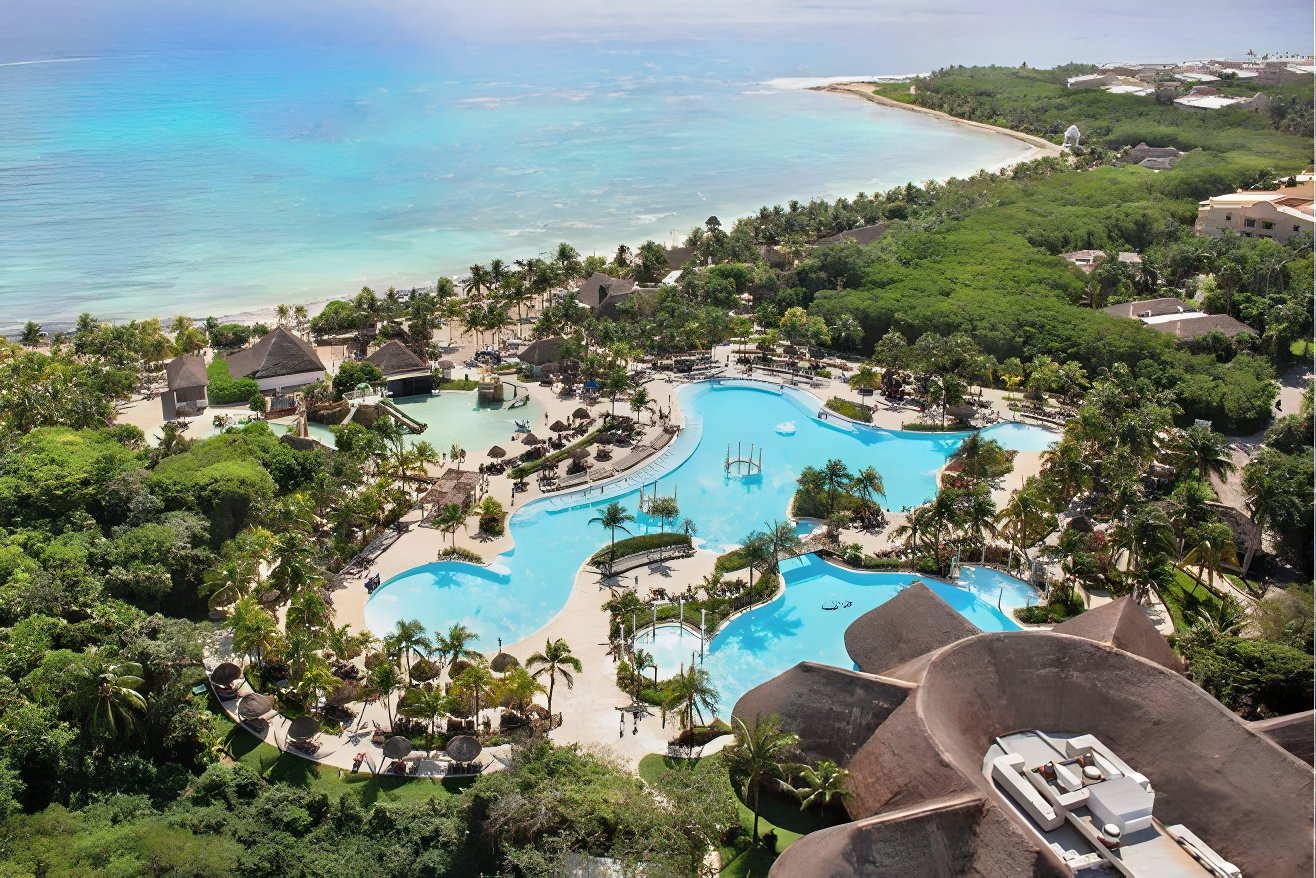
488, 446, 507, 459
583, 379, 599, 390
445, 735, 483, 763
569, 447, 591, 461
210, 662, 241, 687
521, 433, 543, 445
437, 360, 455, 369
572, 407, 591, 420
286, 715, 319, 740
237, 693, 274, 720
490, 652, 519, 674
549, 420, 570, 432
382, 736, 413, 760
355, 382, 372, 391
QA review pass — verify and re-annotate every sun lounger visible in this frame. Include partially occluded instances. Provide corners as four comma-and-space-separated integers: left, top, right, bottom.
557, 472, 589, 489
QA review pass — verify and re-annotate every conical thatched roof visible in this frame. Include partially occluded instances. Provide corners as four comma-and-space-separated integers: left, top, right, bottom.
488, 445, 507, 458
572, 407, 591, 420
365, 339, 427, 376
210, 662, 242, 686
237, 693, 274, 719
490, 652, 519, 673
1051, 596, 1183, 672
844, 582, 980, 676
286, 715, 319, 739
520, 336, 565, 366
521, 433, 543, 445
224, 327, 324, 380
445, 734, 482, 762
549, 420, 570, 432
165, 354, 208, 391
382, 736, 413, 759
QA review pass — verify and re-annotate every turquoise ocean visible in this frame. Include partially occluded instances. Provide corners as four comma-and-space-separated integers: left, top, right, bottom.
0, 43, 1030, 334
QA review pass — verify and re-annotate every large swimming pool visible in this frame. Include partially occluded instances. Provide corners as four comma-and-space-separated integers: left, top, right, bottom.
366, 381, 1052, 661
641, 558, 1031, 713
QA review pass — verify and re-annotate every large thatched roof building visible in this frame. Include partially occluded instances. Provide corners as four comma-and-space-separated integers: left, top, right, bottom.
735, 590, 1313, 877
365, 340, 433, 398
161, 354, 208, 420
223, 326, 325, 392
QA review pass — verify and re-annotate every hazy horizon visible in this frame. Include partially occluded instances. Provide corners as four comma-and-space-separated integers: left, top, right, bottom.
5, 0, 1313, 71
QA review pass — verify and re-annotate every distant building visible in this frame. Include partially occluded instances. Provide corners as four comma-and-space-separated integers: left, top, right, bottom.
1196, 182, 1315, 243
161, 354, 208, 421
663, 245, 698, 270
1174, 87, 1271, 112
518, 336, 565, 378
365, 339, 433, 398
737, 586, 1312, 878
1060, 250, 1143, 273
1119, 140, 1183, 171
223, 326, 326, 392
1066, 73, 1115, 89
1103, 298, 1255, 340
573, 271, 637, 317
813, 222, 887, 246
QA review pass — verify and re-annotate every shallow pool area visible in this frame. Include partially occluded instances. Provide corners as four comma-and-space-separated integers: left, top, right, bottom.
979, 421, 1059, 452
365, 381, 1039, 656
307, 390, 545, 453
640, 556, 1031, 714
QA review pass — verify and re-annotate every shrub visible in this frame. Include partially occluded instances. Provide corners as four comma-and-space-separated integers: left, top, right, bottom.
438, 377, 479, 391
437, 546, 483, 563
901, 421, 963, 432
206, 358, 261, 405
331, 360, 384, 399
824, 397, 873, 423
1183, 634, 1314, 719
478, 513, 504, 536
589, 533, 692, 567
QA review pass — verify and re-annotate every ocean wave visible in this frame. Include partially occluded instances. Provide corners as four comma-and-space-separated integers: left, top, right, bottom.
0, 56, 101, 68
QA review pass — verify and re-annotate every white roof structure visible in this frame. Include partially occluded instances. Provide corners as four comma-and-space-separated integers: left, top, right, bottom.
1175, 72, 1220, 83
1066, 73, 1110, 87
1105, 84, 1155, 96
1175, 94, 1245, 110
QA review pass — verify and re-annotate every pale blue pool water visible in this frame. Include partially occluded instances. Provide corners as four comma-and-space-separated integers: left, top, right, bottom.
982, 421, 1059, 452
366, 381, 1035, 654
640, 558, 1030, 715
305, 391, 544, 454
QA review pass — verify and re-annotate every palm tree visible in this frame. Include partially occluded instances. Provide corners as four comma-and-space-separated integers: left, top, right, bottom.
1240, 450, 1304, 573
662, 663, 719, 736
647, 496, 680, 533
739, 532, 773, 589
90, 660, 148, 737
1190, 595, 1248, 637
433, 623, 481, 677
819, 459, 853, 514
434, 502, 467, 547
385, 618, 432, 685
995, 486, 1054, 571
455, 662, 495, 723
401, 683, 451, 745
589, 502, 636, 572
1113, 508, 1175, 594
365, 660, 402, 728
628, 387, 653, 423
203, 550, 259, 611
464, 264, 493, 298
961, 490, 998, 563
495, 667, 545, 716
631, 648, 657, 697
230, 596, 280, 666
527, 638, 582, 724
763, 520, 802, 572
1181, 522, 1240, 593
850, 466, 886, 505
724, 715, 800, 843
603, 370, 630, 417
1170, 424, 1236, 482
795, 759, 850, 812
891, 505, 933, 555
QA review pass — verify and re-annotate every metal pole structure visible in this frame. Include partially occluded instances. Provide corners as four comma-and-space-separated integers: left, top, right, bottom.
679, 600, 683, 626
700, 609, 706, 660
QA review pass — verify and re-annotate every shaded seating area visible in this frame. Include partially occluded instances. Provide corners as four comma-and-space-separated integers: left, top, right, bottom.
418, 470, 482, 525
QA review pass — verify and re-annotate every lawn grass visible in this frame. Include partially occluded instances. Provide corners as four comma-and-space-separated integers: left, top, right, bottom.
1289, 338, 1311, 359
638, 754, 836, 877
212, 708, 472, 806
1160, 569, 1225, 633
870, 81, 915, 104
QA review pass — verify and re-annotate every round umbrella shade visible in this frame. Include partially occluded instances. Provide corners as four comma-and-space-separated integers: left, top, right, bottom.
583, 379, 599, 390
437, 360, 455, 368
286, 715, 320, 740
445, 735, 483, 763
355, 382, 372, 391
490, 652, 519, 673
569, 446, 591, 460
521, 433, 543, 445
549, 420, 570, 432
382, 736, 413, 760
237, 693, 274, 720
211, 662, 241, 686
488, 445, 507, 459
572, 407, 591, 420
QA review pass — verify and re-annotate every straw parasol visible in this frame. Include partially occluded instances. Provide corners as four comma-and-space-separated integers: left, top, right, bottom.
287, 715, 319, 740
490, 652, 520, 674
445, 735, 482, 763
437, 360, 455, 369
569, 447, 591, 462
572, 407, 591, 420
237, 693, 273, 720
488, 445, 507, 459
521, 432, 543, 445
211, 662, 241, 686
549, 420, 570, 433
382, 736, 413, 760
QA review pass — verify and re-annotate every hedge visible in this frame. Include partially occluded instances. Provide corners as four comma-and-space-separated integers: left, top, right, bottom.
206, 358, 261, 405
901, 421, 964, 432
509, 423, 610, 479
824, 397, 873, 423
590, 532, 691, 567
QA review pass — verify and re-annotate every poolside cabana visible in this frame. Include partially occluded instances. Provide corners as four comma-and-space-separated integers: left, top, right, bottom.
161, 354, 208, 421
365, 340, 434, 397
419, 470, 482, 522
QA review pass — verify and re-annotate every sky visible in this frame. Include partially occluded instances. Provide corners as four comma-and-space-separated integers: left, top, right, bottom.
5, 0, 1313, 70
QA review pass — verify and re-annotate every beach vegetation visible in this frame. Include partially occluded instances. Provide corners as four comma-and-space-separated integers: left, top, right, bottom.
205, 356, 261, 405
587, 532, 692, 567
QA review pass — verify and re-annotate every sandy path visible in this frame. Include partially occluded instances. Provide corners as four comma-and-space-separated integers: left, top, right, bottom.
817, 82, 1064, 159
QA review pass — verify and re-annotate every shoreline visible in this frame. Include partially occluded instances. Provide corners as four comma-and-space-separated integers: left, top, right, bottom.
815, 82, 1065, 158
6, 84, 1062, 339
